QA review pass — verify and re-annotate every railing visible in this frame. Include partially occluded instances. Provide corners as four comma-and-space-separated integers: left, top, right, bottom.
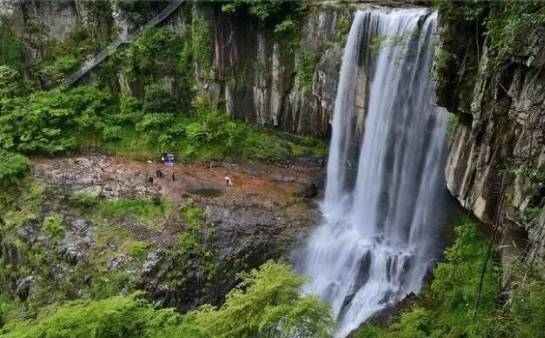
63, 0, 184, 89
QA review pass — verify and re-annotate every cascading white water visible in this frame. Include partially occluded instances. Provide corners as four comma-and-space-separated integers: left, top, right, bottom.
300, 8, 447, 337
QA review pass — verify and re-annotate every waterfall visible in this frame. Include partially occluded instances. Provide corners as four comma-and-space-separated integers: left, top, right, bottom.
300, 8, 447, 337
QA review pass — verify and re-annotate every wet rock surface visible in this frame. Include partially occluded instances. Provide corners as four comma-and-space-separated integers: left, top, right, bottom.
437, 10, 545, 263
16, 276, 34, 301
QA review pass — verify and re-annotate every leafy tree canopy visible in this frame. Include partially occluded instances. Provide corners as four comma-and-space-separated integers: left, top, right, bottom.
0, 262, 333, 338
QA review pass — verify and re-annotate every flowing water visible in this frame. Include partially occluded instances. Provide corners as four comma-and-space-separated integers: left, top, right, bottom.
300, 8, 447, 337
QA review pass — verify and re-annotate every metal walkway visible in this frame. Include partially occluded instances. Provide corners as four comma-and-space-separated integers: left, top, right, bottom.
63, 0, 184, 88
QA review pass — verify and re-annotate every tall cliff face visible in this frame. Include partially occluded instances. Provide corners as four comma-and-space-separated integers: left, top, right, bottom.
1, 1, 391, 137
180, 3, 367, 137
436, 4, 545, 264
1, 0, 115, 62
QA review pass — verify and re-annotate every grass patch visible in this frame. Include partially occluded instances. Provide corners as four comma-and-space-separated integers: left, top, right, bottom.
122, 240, 153, 260
98, 198, 171, 230
68, 191, 100, 209
180, 205, 205, 229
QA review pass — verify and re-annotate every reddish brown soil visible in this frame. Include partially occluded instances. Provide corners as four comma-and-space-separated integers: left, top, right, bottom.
32, 154, 322, 209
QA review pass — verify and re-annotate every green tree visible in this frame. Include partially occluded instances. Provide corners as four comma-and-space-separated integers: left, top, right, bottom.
142, 84, 176, 114
1, 262, 333, 338
1, 294, 180, 338
0, 25, 23, 70
122, 27, 182, 83
186, 261, 334, 338
0, 66, 23, 99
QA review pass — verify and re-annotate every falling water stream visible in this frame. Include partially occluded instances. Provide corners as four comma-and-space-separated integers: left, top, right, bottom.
300, 8, 448, 337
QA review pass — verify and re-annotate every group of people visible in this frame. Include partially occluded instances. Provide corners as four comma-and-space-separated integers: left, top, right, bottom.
147, 168, 175, 184
147, 152, 235, 188
147, 153, 176, 184
155, 169, 175, 181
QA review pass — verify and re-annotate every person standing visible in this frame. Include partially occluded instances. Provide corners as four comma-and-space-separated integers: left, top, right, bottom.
163, 152, 175, 182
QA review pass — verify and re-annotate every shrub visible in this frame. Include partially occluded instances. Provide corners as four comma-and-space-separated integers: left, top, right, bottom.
142, 84, 176, 114
68, 188, 101, 209
0, 151, 29, 186
89, 272, 132, 300
38, 55, 79, 86
122, 27, 182, 83
1, 293, 181, 338
510, 280, 545, 337
119, 95, 141, 116
180, 205, 205, 229
41, 214, 66, 240
128, 241, 152, 260
0, 294, 16, 328
0, 66, 23, 98
101, 125, 124, 142
0, 87, 112, 154
0, 25, 23, 70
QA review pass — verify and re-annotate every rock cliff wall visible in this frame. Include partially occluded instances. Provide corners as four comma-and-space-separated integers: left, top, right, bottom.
436, 4, 545, 264
195, 5, 350, 137
165, 2, 372, 137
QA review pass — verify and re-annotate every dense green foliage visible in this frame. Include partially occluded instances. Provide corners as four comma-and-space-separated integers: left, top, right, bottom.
0, 87, 112, 153
295, 51, 317, 92
113, 0, 169, 25
0, 19, 326, 160
0, 152, 29, 187
182, 261, 333, 338
507, 278, 545, 337
191, 6, 214, 70
123, 27, 183, 84
38, 24, 112, 87
159, 203, 218, 296
0, 262, 333, 338
220, 0, 311, 59
0, 82, 325, 161
485, 1, 545, 63
1, 293, 178, 338
0, 66, 23, 99
108, 96, 326, 161
142, 84, 177, 114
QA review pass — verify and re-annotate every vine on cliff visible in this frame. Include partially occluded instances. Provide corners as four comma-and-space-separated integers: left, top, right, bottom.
485, 1, 545, 65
